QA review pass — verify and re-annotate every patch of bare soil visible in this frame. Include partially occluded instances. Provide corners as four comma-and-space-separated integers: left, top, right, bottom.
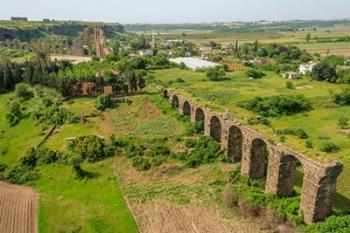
130, 199, 264, 233
0, 181, 38, 233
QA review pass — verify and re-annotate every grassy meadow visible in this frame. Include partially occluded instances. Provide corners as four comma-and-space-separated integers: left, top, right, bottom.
152, 68, 350, 210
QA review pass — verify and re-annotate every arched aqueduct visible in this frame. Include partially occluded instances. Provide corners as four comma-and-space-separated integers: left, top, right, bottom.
162, 89, 343, 224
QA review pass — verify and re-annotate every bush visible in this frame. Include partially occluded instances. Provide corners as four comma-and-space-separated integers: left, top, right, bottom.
132, 156, 151, 171
69, 136, 106, 162
96, 94, 114, 111
311, 62, 337, 83
206, 66, 226, 81
338, 116, 349, 129
320, 142, 339, 153
334, 90, 350, 106
245, 69, 266, 79
276, 128, 308, 139
185, 136, 222, 168
306, 215, 350, 233
286, 81, 294, 89
5, 165, 39, 184
305, 140, 314, 149
221, 184, 238, 208
15, 83, 32, 100
237, 95, 312, 117
185, 138, 197, 148
147, 144, 170, 157
6, 101, 23, 126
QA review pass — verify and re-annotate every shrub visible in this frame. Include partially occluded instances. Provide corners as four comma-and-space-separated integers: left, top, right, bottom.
185, 138, 197, 148
286, 81, 294, 89
221, 184, 238, 208
69, 136, 106, 162
6, 101, 23, 126
276, 128, 308, 139
334, 90, 350, 106
246, 69, 266, 79
5, 165, 39, 184
306, 215, 350, 233
148, 144, 170, 157
305, 140, 314, 149
237, 95, 312, 117
15, 83, 32, 100
132, 156, 151, 171
96, 94, 114, 111
311, 62, 337, 83
320, 142, 339, 153
206, 66, 226, 81
185, 136, 222, 168
338, 116, 349, 129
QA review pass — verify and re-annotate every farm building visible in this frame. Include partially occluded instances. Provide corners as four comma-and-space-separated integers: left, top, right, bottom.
170, 57, 219, 71
299, 61, 316, 74
282, 71, 300, 80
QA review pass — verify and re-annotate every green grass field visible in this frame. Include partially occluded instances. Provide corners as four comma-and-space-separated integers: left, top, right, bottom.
152, 68, 350, 211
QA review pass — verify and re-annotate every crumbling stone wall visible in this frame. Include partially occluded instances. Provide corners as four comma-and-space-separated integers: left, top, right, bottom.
164, 89, 343, 224
70, 26, 110, 58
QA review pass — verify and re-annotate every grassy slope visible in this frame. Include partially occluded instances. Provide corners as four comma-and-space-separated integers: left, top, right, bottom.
152, 68, 350, 211
0, 93, 44, 165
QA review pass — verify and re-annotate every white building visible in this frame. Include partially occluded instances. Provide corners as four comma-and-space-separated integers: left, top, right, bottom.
299, 61, 316, 75
169, 57, 219, 71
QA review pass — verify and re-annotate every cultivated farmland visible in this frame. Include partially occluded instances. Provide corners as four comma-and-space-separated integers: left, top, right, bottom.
0, 181, 38, 233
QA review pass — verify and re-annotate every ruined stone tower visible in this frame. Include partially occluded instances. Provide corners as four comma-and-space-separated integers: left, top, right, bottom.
70, 26, 110, 58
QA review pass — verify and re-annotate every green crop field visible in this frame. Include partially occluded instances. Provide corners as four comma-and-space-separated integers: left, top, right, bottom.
152, 68, 350, 211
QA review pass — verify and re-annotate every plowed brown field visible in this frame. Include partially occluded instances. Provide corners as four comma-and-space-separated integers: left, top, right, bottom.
0, 182, 38, 233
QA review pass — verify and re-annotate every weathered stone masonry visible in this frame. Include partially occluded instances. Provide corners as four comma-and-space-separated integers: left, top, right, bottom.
163, 89, 343, 224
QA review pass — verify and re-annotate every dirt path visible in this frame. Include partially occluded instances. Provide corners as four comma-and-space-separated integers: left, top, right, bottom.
0, 182, 38, 233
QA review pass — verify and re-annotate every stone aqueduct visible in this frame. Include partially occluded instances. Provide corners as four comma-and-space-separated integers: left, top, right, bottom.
163, 89, 343, 224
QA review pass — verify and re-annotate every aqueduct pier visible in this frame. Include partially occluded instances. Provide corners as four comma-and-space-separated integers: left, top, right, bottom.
163, 89, 343, 224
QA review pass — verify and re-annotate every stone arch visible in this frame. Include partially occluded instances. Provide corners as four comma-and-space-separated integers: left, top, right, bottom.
172, 95, 179, 108
195, 108, 205, 132
228, 126, 243, 161
163, 90, 169, 99
183, 101, 191, 117
277, 154, 304, 197
210, 116, 222, 142
249, 138, 268, 179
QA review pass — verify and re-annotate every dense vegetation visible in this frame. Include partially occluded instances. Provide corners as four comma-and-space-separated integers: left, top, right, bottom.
237, 95, 312, 117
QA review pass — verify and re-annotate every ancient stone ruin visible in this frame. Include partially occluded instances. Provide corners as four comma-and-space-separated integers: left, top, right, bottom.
163, 89, 343, 224
70, 26, 110, 58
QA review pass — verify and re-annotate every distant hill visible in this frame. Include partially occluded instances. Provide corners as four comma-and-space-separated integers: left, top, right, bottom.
0, 20, 124, 41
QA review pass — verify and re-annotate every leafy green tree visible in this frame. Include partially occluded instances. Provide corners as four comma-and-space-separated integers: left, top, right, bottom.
311, 63, 337, 83
338, 116, 349, 129
306, 33, 311, 42
206, 66, 226, 81
96, 94, 113, 111
245, 69, 265, 79
15, 83, 32, 100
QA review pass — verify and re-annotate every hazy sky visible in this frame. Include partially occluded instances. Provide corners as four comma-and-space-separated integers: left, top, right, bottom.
1, 0, 349, 24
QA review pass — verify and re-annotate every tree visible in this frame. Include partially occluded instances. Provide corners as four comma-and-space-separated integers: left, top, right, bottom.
306, 33, 311, 42
338, 116, 349, 129
311, 63, 337, 83
96, 94, 113, 111
245, 69, 265, 79
15, 83, 32, 100
111, 40, 120, 54
206, 66, 226, 81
